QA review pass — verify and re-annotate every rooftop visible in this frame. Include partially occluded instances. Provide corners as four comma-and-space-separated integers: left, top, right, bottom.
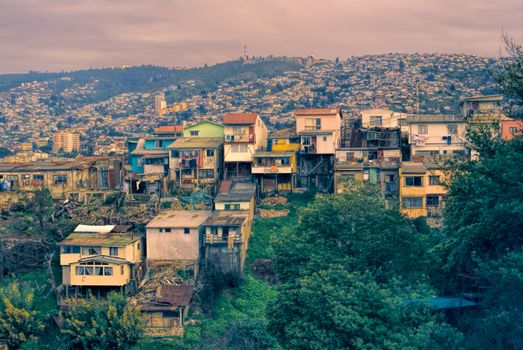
204, 210, 249, 226
461, 94, 503, 103
406, 114, 464, 123
223, 113, 259, 125
146, 210, 212, 228
59, 232, 142, 247
154, 125, 183, 134
295, 108, 341, 116
215, 180, 256, 203
169, 137, 223, 149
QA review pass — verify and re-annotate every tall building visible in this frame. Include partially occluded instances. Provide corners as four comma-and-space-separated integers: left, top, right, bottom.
53, 131, 80, 153
154, 93, 167, 115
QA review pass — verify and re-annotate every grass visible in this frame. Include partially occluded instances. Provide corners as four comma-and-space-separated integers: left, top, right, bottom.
134, 192, 314, 349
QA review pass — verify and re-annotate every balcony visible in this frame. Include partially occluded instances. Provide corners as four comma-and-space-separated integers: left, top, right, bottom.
252, 165, 292, 174
225, 134, 255, 143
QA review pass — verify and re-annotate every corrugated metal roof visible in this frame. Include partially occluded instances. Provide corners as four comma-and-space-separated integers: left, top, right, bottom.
169, 137, 223, 149
75, 225, 116, 233
59, 232, 142, 247
215, 180, 256, 202
204, 210, 249, 226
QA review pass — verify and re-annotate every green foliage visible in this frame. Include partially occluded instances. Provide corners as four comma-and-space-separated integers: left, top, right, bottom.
269, 186, 459, 349
437, 135, 523, 293
0, 282, 47, 348
28, 189, 53, 231
62, 292, 145, 350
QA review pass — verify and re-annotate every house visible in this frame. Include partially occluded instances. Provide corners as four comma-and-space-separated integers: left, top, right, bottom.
182, 121, 224, 138
223, 113, 268, 179
0, 156, 122, 201
461, 94, 503, 119
399, 160, 448, 220
253, 128, 300, 194
202, 210, 251, 274
295, 108, 342, 191
169, 137, 223, 193
146, 210, 212, 279
58, 225, 145, 298
501, 119, 523, 140
360, 108, 407, 129
128, 136, 177, 197
214, 180, 256, 224
295, 108, 342, 155
134, 284, 193, 337
405, 114, 467, 157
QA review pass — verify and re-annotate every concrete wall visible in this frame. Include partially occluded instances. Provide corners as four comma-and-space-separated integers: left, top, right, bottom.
146, 227, 200, 261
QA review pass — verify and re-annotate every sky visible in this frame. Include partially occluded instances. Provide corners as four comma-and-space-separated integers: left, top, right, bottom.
1, 0, 522, 73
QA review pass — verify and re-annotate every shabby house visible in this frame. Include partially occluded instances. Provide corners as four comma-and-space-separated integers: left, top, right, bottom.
295, 108, 342, 191
145, 210, 212, 279
223, 113, 268, 179
169, 137, 223, 193
399, 159, 448, 220
58, 225, 145, 299
0, 156, 122, 201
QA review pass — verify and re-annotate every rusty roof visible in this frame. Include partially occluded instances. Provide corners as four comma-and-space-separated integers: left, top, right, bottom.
223, 113, 259, 125
295, 108, 341, 116
59, 232, 142, 247
156, 284, 193, 307
203, 210, 249, 226
215, 180, 256, 203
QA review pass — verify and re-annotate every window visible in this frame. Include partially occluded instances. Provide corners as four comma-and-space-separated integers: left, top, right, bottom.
429, 176, 440, 185
447, 124, 458, 134
104, 267, 113, 276
225, 203, 241, 210
33, 174, 44, 181
82, 247, 101, 255
120, 266, 124, 275
199, 169, 214, 179
418, 124, 428, 134
62, 246, 80, 254
75, 264, 113, 276
405, 176, 423, 187
75, 267, 85, 275
509, 127, 519, 135
159, 228, 172, 233
370, 116, 382, 126
305, 118, 321, 131
322, 136, 327, 141
190, 130, 199, 136
453, 150, 465, 157
403, 197, 423, 208
137, 242, 140, 250
54, 175, 67, 185
171, 150, 179, 158
426, 195, 440, 207
154, 140, 164, 148
109, 247, 119, 256
95, 267, 103, 275
345, 152, 355, 161
206, 149, 214, 157
184, 228, 190, 235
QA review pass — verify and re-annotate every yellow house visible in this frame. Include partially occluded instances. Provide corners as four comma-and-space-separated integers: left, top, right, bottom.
253, 128, 301, 194
58, 225, 145, 298
399, 161, 448, 219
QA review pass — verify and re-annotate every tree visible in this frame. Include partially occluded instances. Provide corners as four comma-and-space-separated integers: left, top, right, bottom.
435, 134, 523, 293
268, 186, 460, 349
0, 282, 46, 348
495, 33, 523, 113
61, 292, 145, 350
29, 189, 53, 231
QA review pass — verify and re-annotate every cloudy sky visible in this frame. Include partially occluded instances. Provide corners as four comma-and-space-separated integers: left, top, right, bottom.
1, 0, 522, 73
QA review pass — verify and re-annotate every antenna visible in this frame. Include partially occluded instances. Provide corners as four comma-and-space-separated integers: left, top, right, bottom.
243, 44, 247, 59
